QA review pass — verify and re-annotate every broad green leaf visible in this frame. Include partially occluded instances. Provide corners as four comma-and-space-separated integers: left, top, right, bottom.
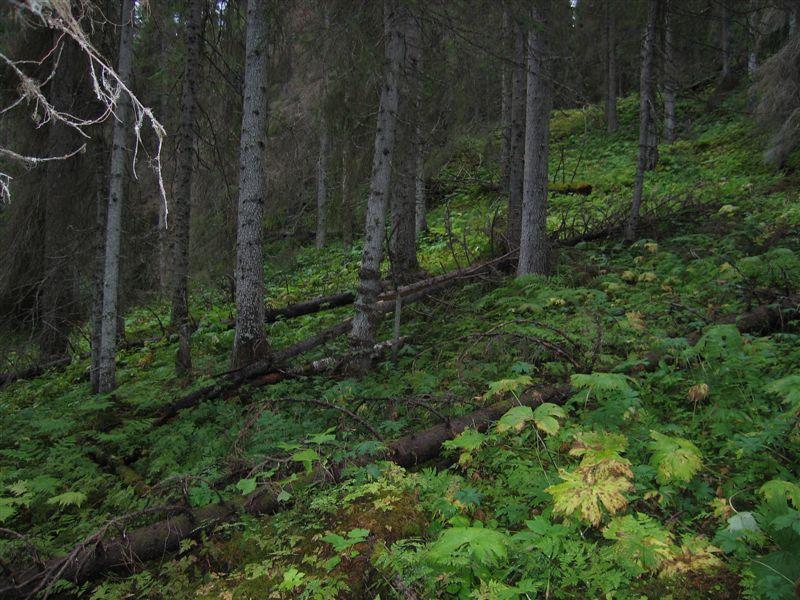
496, 405, 534, 433
602, 513, 675, 572
760, 480, 800, 509
290, 449, 320, 473
649, 431, 702, 485
532, 402, 567, 435
236, 478, 257, 495
426, 527, 511, 567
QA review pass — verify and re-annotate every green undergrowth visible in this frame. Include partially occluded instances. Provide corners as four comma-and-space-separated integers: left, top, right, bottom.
1, 89, 799, 598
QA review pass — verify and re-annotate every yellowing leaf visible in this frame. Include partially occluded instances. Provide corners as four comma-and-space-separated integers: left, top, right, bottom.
659, 536, 722, 578
495, 405, 534, 433
637, 272, 657, 283
625, 311, 645, 330
644, 242, 659, 254
546, 468, 632, 527
570, 431, 633, 479
649, 431, 702, 485
532, 402, 567, 436
687, 383, 709, 403
484, 375, 532, 401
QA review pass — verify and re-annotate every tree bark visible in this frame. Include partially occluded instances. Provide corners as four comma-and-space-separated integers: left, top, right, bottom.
340, 140, 354, 249
315, 6, 331, 250
663, 0, 677, 143
517, 2, 553, 277
170, 0, 202, 372
414, 120, 427, 236
506, 19, 526, 250
499, 5, 513, 189
349, 0, 404, 354
231, 0, 271, 370
604, 0, 619, 133
97, 0, 135, 393
90, 138, 108, 393
389, 4, 421, 280
625, 0, 659, 243
721, 1, 732, 79
157, 5, 171, 294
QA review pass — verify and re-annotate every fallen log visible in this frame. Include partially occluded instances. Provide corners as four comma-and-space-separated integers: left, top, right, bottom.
154, 335, 402, 426
0, 356, 71, 388
0, 386, 568, 599
265, 291, 355, 323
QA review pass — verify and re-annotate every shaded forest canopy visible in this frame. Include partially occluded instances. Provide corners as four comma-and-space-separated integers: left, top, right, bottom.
0, 0, 799, 598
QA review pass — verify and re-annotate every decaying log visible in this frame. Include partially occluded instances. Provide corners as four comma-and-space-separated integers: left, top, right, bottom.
154, 336, 404, 426
0, 357, 71, 388
265, 291, 356, 323
0, 386, 567, 599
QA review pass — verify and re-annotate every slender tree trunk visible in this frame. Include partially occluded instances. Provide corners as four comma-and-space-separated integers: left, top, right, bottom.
315, 120, 329, 249
96, 0, 135, 392
39, 44, 78, 360
499, 5, 512, 190
506, 19, 526, 250
389, 4, 420, 279
414, 121, 427, 236
341, 141, 353, 250
663, 0, 677, 143
747, 1, 759, 78
315, 6, 330, 250
721, 2, 732, 79
170, 0, 202, 374
517, 3, 552, 277
625, 0, 659, 243
90, 139, 108, 393
605, 0, 619, 133
349, 0, 403, 354
157, 7, 171, 294
231, 0, 271, 369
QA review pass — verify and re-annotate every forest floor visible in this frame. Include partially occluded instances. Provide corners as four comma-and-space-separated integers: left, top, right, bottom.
1, 90, 799, 599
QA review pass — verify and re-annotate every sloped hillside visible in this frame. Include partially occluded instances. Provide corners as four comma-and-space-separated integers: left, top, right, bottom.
1, 90, 799, 599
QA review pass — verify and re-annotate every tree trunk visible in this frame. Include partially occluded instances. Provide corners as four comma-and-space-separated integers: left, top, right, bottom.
349, 0, 403, 354
663, 0, 677, 143
315, 6, 331, 250
389, 4, 421, 280
231, 0, 271, 370
747, 0, 759, 78
39, 42, 80, 360
414, 121, 427, 236
506, 19, 526, 250
97, 0, 135, 393
605, 0, 619, 133
90, 138, 108, 393
499, 5, 512, 189
517, 3, 552, 277
721, 2, 732, 79
157, 6, 171, 294
341, 141, 353, 249
625, 0, 659, 243
170, 0, 202, 373
315, 120, 330, 249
